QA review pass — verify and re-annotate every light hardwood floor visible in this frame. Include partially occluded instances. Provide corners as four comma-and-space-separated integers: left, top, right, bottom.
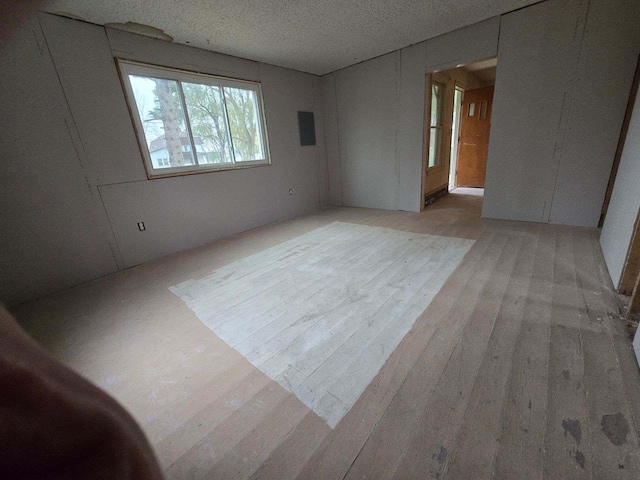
170, 222, 474, 429
13, 188, 640, 479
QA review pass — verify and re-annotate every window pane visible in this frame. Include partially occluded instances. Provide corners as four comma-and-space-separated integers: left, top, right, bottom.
223, 87, 265, 162
129, 75, 193, 168
479, 100, 488, 120
430, 82, 444, 127
182, 82, 234, 165
428, 127, 442, 167
121, 60, 271, 177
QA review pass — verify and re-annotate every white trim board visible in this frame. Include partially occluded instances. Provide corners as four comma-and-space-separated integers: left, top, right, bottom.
170, 222, 474, 427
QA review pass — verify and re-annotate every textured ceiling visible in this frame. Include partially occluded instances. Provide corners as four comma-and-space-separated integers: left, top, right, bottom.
46, 0, 541, 75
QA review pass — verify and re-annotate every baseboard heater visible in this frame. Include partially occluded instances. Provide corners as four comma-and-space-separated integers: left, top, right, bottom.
424, 186, 448, 207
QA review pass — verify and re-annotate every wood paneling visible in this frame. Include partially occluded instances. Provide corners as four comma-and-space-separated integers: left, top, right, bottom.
631, 275, 640, 315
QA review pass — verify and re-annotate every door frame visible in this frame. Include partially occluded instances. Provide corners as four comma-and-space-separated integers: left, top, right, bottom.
600, 53, 640, 227
449, 86, 465, 189
421, 72, 455, 211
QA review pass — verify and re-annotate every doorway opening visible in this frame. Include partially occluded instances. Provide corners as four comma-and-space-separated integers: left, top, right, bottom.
422, 57, 497, 209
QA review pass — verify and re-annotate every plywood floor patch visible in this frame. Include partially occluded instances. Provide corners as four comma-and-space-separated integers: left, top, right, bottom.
170, 222, 474, 427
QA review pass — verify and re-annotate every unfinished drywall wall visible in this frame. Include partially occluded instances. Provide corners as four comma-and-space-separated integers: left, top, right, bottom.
321, 73, 343, 206
425, 17, 500, 73
397, 42, 428, 213
334, 52, 400, 210
483, 0, 640, 226
0, 12, 328, 306
483, 0, 587, 223
322, 0, 638, 225
313, 79, 330, 208
549, 0, 640, 226
601, 86, 640, 289
322, 17, 499, 212
0, 6, 121, 306
38, 15, 148, 187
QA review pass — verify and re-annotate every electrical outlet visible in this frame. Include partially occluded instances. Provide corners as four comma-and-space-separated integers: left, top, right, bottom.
289, 188, 294, 195
137, 222, 146, 231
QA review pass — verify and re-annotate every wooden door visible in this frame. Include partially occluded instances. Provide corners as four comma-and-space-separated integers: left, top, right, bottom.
456, 85, 494, 187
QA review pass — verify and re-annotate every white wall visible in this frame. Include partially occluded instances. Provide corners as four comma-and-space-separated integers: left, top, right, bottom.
397, 42, 429, 212
322, 17, 500, 212
0, 11, 328, 306
321, 74, 343, 206
0, 6, 121, 306
600, 87, 640, 289
549, 0, 640, 226
333, 52, 400, 210
483, 0, 587, 223
425, 17, 500, 73
322, 0, 639, 227
483, 0, 640, 226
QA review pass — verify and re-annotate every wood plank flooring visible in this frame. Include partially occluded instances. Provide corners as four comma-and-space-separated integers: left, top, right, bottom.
12, 188, 640, 479
170, 222, 473, 428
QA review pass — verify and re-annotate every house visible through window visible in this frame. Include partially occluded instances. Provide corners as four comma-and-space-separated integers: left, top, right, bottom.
118, 60, 271, 178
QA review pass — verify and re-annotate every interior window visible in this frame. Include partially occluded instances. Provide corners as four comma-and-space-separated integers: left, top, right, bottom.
428, 81, 445, 168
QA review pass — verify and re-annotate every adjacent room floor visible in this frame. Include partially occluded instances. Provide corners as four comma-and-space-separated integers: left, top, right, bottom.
13, 188, 640, 479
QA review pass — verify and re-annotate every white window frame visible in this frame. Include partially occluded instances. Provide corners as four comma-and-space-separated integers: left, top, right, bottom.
117, 59, 271, 179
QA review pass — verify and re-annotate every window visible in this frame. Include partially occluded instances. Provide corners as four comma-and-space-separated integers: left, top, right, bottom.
479, 100, 488, 120
428, 81, 445, 168
118, 60, 271, 178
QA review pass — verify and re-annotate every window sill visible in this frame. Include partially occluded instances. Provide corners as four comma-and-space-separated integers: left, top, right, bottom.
145, 161, 271, 180
425, 164, 445, 174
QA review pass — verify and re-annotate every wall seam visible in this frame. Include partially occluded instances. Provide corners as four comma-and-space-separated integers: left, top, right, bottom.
318, 79, 331, 208
481, 15, 502, 219
547, 0, 591, 224
257, 62, 282, 220
320, 77, 334, 205
394, 50, 402, 210
334, 73, 344, 205
313, 78, 324, 209
97, 186, 126, 269
38, 15, 125, 270
37, 15, 94, 183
